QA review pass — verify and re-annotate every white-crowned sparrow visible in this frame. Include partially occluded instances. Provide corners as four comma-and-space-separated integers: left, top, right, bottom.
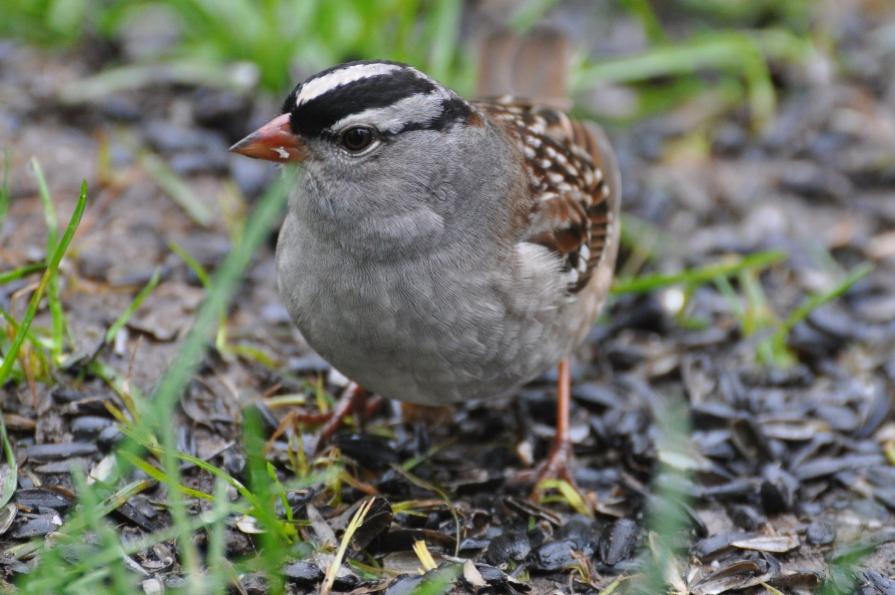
231, 34, 620, 487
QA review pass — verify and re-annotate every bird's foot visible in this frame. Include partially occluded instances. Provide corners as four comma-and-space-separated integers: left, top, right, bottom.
265, 383, 382, 454
313, 384, 380, 454
520, 358, 584, 502
514, 438, 579, 502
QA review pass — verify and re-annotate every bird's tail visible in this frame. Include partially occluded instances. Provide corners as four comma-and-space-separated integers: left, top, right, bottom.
475, 27, 572, 108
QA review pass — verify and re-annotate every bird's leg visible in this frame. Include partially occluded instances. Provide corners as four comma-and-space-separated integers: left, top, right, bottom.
266, 383, 382, 453
314, 383, 382, 453
530, 358, 577, 500
399, 402, 454, 426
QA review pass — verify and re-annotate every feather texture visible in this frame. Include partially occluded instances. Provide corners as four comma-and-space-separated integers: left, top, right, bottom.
477, 98, 617, 293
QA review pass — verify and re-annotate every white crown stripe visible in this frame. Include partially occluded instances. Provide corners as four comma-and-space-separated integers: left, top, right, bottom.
296, 63, 404, 106
329, 93, 445, 133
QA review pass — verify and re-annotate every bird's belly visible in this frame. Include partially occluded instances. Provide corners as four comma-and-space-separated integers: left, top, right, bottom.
277, 241, 567, 406
293, 276, 558, 404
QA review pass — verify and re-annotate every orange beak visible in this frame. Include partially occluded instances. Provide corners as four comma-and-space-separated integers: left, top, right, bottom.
229, 113, 307, 162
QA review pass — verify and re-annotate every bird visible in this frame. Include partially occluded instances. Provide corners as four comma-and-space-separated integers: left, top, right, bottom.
230, 30, 621, 492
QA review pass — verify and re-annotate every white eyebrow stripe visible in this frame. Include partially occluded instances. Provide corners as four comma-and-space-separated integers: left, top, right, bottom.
329, 92, 446, 133
297, 63, 404, 106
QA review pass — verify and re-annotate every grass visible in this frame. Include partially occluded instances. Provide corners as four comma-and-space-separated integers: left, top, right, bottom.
621, 397, 692, 594
0, 263, 47, 286
567, 0, 818, 127
0, 179, 87, 385
40, 0, 473, 97
0, 161, 305, 593
764, 262, 873, 365
32, 159, 67, 363
138, 172, 294, 591
321, 497, 374, 595
16, 171, 296, 595
4, 0, 819, 128
103, 269, 163, 346
608, 238, 875, 591
573, 28, 812, 128
0, 0, 93, 46
611, 250, 786, 295
0, 415, 18, 510
612, 228, 874, 369
141, 153, 214, 228
408, 563, 463, 594
170, 239, 281, 369
673, 0, 815, 30
0, 152, 10, 227
708, 258, 874, 367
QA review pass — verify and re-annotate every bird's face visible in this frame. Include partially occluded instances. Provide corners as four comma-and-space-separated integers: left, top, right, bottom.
231, 61, 481, 223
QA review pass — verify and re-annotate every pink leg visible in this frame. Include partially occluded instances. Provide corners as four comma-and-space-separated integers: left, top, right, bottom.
530, 358, 577, 499
314, 384, 383, 453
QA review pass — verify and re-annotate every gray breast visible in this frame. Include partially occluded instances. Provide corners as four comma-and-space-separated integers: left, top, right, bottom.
274, 210, 578, 405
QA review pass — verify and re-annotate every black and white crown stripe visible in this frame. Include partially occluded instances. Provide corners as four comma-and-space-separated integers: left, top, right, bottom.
283, 61, 472, 138
329, 87, 456, 134
294, 62, 406, 106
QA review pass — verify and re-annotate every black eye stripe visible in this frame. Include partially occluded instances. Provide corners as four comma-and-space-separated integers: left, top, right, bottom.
396, 97, 471, 135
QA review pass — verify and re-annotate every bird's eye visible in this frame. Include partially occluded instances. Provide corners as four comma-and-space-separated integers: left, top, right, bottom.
340, 126, 375, 152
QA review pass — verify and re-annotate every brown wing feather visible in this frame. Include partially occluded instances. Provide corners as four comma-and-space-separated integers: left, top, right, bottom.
476, 98, 618, 293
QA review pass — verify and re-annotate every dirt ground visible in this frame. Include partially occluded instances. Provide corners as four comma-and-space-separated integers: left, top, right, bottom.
2, 2, 895, 593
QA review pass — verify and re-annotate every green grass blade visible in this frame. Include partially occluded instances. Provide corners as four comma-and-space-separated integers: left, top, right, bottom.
67, 468, 137, 594
425, 0, 461, 82
22, 500, 231, 593
627, 399, 691, 593
778, 263, 873, 337
576, 34, 745, 86
0, 151, 10, 226
621, 0, 666, 43
408, 563, 463, 595
0, 413, 18, 508
36, 168, 290, 592
144, 170, 290, 427
612, 250, 785, 294
0, 180, 87, 385
510, 0, 562, 32
0, 308, 48, 373
768, 262, 873, 362
104, 268, 162, 344
31, 158, 58, 250
31, 158, 67, 361
0, 262, 47, 285
205, 477, 232, 595
147, 446, 258, 508
574, 31, 789, 127
141, 152, 214, 227
89, 359, 147, 423
169, 241, 211, 288
267, 461, 294, 524
242, 408, 292, 594
59, 59, 256, 104
98, 479, 157, 518
118, 451, 215, 501
140, 170, 291, 591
